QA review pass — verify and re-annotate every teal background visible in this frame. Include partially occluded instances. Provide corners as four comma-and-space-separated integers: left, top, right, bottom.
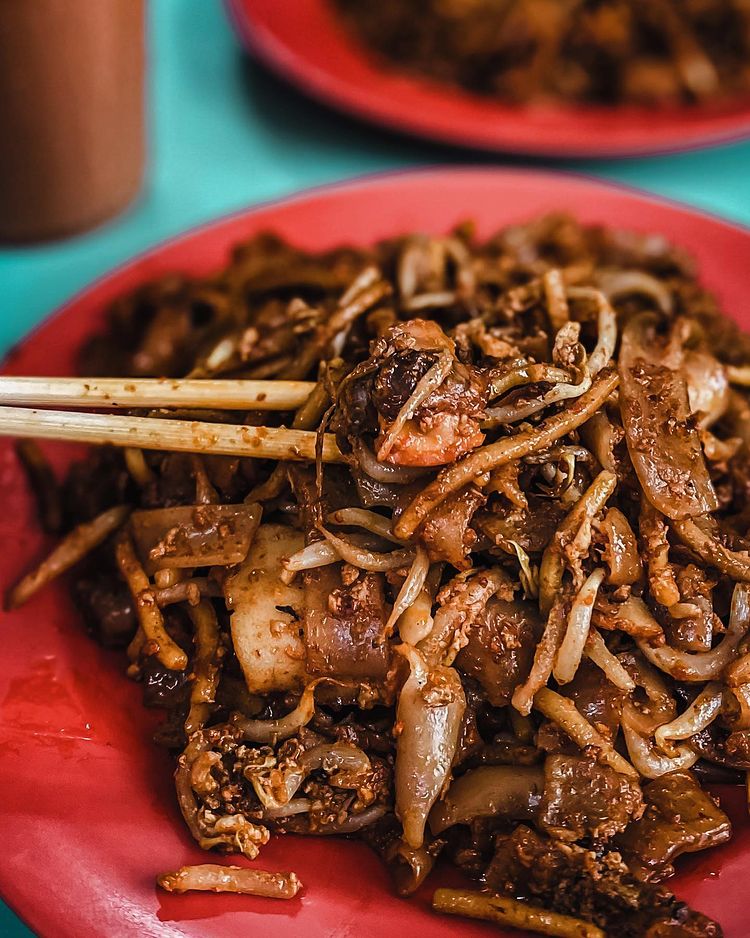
1, 0, 750, 934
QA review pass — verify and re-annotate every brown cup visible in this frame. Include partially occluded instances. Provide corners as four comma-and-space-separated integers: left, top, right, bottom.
0, 0, 146, 243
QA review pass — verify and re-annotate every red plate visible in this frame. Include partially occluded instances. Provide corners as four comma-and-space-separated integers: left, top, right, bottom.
225, 0, 750, 158
2, 169, 750, 938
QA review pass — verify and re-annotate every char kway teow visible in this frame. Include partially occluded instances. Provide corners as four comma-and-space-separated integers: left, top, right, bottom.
12, 214, 750, 937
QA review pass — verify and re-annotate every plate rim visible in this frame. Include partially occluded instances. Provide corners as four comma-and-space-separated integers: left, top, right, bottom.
224, 0, 750, 158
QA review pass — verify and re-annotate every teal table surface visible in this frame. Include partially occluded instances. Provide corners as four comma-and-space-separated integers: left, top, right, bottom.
2, 1, 750, 935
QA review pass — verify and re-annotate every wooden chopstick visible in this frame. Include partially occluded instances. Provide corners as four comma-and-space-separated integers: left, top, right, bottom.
0, 376, 316, 411
0, 406, 344, 463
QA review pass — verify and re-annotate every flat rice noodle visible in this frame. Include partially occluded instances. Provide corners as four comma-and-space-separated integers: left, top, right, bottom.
429, 765, 544, 834
618, 313, 717, 520
224, 524, 306, 695
683, 350, 729, 429
600, 508, 641, 587
672, 516, 750, 582
303, 565, 391, 686
455, 597, 543, 707
132, 503, 261, 574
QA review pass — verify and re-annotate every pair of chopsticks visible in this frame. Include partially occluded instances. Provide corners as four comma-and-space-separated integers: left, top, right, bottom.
0, 376, 344, 463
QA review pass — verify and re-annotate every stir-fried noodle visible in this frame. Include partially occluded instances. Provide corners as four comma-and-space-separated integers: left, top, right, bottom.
12, 214, 750, 934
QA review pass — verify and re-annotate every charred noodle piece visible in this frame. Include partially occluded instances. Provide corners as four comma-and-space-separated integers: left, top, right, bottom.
432, 889, 604, 938
619, 313, 717, 521
538, 754, 643, 843
417, 483, 486, 568
672, 516, 750, 582
115, 532, 189, 671
394, 369, 619, 540
225, 524, 306, 695
683, 350, 730, 430
131, 503, 261, 575
158, 864, 301, 899
533, 687, 638, 778
456, 594, 543, 707
7, 504, 130, 609
599, 508, 641, 587
303, 564, 392, 691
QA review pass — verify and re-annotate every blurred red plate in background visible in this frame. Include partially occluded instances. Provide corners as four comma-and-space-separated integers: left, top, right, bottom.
2, 169, 750, 937
225, 0, 750, 158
